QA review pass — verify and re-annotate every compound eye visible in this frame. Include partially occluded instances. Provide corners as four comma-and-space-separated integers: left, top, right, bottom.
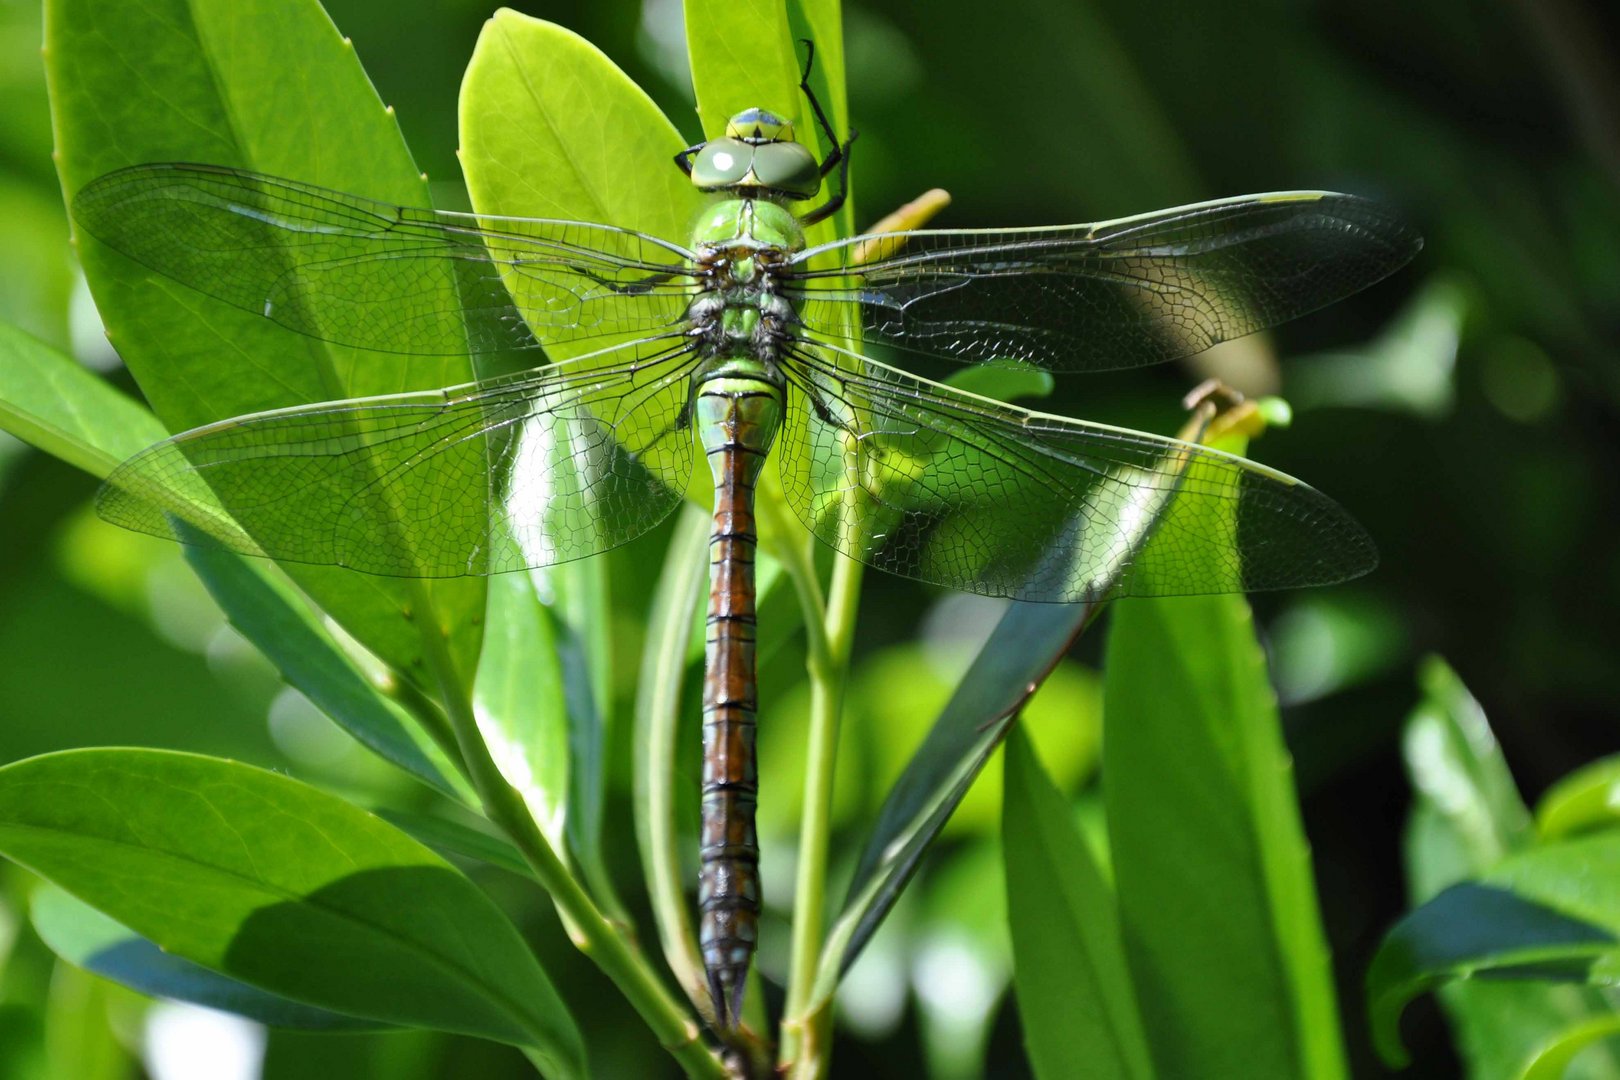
725, 107, 794, 144
749, 142, 821, 200
690, 138, 754, 190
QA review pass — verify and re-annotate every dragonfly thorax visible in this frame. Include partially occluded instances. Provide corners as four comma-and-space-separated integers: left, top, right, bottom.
688, 197, 803, 361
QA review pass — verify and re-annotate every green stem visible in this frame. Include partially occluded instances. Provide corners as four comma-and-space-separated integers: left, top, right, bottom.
408, 582, 725, 1080
779, 548, 863, 1075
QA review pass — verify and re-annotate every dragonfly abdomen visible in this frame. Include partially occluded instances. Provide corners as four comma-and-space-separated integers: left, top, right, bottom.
695, 369, 783, 1031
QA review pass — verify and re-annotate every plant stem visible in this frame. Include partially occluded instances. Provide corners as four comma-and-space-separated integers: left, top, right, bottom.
408, 582, 725, 1080
779, 549, 863, 1075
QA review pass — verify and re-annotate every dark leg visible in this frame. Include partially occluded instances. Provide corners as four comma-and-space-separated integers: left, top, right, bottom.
797, 129, 858, 227
796, 40, 845, 177
674, 144, 703, 176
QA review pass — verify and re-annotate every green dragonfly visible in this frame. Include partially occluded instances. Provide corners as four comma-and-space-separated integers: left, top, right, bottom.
72, 57, 1419, 1033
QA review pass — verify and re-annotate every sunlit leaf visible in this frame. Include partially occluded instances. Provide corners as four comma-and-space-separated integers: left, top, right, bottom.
46, 0, 484, 679
1537, 756, 1620, 843
1105, 594, 1347, 1079
0, 319, 164, 478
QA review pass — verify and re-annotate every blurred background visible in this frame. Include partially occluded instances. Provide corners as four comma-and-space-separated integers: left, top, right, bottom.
2, 0, 1618, 1076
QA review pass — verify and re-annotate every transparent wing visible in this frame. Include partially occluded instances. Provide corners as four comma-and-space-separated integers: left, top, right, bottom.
786, 191, 1421, 372
73, 163, 699, 356
775, 340, 1376, 601
97, 338, 701, 577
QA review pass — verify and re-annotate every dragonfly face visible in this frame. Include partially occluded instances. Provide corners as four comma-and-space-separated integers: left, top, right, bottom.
689, 107, 822, 201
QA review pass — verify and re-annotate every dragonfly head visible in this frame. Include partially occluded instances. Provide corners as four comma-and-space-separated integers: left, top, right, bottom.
689, 107, 822, 202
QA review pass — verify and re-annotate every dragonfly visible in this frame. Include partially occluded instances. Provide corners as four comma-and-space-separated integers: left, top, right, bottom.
72, 52, 1419, 1034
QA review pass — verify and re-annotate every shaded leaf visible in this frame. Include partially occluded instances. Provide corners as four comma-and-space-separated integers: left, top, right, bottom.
33, 883, 377, 1031
1002, 726, 1150, 1080
817, 600, 1092, 1005
0, 749, 584, 1074
374, 808, 532, 880
1369, 866, 1620, 1068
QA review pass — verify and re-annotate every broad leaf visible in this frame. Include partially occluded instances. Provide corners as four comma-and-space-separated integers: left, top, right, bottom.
375, 808, 532, 880
46, 0, 483, 679
1396, 660, 1620, 1078
33, 884, 377, 1031
1368, 842, 1620, 1069
0, 749, 584, 1074
1104, 595, 1347, 1079
1002, 726, 1151, 1080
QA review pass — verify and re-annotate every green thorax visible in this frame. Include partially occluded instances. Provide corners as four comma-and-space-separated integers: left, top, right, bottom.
691, 196, 805, 255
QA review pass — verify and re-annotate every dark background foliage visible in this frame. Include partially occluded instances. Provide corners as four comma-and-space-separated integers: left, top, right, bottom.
1, 0, 1616, 1075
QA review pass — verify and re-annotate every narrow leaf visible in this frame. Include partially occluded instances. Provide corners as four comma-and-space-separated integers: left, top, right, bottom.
0, 749, 584, 1074
474, 571, 570, 848
1002, 726, 1151, 1080
817, 600, 1092, 1006
184, 545, 469, 801
0, 319, 164, 477
1104, 596, 1347, 1079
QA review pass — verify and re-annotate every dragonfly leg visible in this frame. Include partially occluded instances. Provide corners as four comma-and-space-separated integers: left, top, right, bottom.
797, 129, 858, 227
674, 144, 703, 176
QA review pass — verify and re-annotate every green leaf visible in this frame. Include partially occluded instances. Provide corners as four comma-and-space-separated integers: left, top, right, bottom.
1104, 596, 1347, 1080
1538, 755, 1620, 843
374, 808, 532, 880
817, 600, 1093, 1007
42, 951, 133, 1080
0, 749, 584, 1074
1403, 656, 1534, 895
1002, 726, 1151, 1080
1522, 1016, 1620, 1080
182, 545, 469, 801
0, 319, 165, 478
46, 0, 484, 680
944, 362, 1056, 405
684, 1, 802, 142
1368, 855, 1620, 1068
633, 503, 712, 1008
460, 12, 695, 249
33, 883, 378, 1031
1395, 661, 1620, 1079
473, 572, 570, 849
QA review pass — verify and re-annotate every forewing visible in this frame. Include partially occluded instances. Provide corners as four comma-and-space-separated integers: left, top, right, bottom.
775, 343, 1376, 601
73, 164, 698, 356
97, 340, 700, 577
787, 192, 1421, 372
